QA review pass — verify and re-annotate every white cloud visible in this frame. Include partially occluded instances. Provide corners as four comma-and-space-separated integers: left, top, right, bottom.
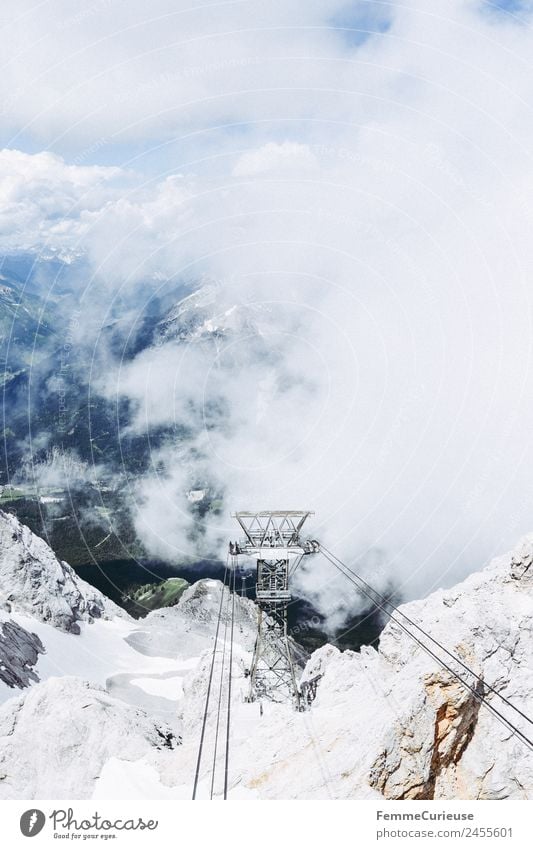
4, 0, 533, 620
0, 148, 125, 253
233, 142, 318, 176
0, 0, 369, 148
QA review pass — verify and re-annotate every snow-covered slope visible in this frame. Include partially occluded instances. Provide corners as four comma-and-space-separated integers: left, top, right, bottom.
0, 510, 532, 800
0, 677, 179, 799
0, 542, 259, 798
155, 281, 270, 346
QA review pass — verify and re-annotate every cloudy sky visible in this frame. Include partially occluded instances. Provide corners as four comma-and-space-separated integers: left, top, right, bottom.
3, 0, 533, 605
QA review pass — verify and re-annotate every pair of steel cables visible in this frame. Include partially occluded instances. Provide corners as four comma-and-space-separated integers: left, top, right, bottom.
192, 556, 236, 800
320, 544, 533, 754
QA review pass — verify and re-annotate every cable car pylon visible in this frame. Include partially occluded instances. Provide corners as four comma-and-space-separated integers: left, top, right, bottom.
230, 510, 319, 710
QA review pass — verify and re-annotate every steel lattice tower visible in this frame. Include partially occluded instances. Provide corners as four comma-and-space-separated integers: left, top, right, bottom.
231, 511, 318, 709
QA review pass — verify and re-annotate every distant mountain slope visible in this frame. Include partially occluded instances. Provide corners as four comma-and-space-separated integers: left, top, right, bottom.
0, 510, 124, 632
0, 275, 56, 372
0, 263, 254, 567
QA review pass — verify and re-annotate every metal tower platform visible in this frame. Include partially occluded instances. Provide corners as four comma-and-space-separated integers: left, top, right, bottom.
230, 511, 319, 709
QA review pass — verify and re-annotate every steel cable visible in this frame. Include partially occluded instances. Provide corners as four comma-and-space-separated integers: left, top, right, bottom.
192, 557, 229, 800
223, 557, 237, 799
321, 544, 533, 729
209, 581, 231, 799
321, 548, 533, 753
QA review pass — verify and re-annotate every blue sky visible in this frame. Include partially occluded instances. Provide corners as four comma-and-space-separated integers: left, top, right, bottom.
0, 0, 529, 170
328, 2, 393, 47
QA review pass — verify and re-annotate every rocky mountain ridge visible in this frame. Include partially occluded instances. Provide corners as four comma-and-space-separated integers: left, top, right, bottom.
0, 510, 124, 634
0, 510, 531, 799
